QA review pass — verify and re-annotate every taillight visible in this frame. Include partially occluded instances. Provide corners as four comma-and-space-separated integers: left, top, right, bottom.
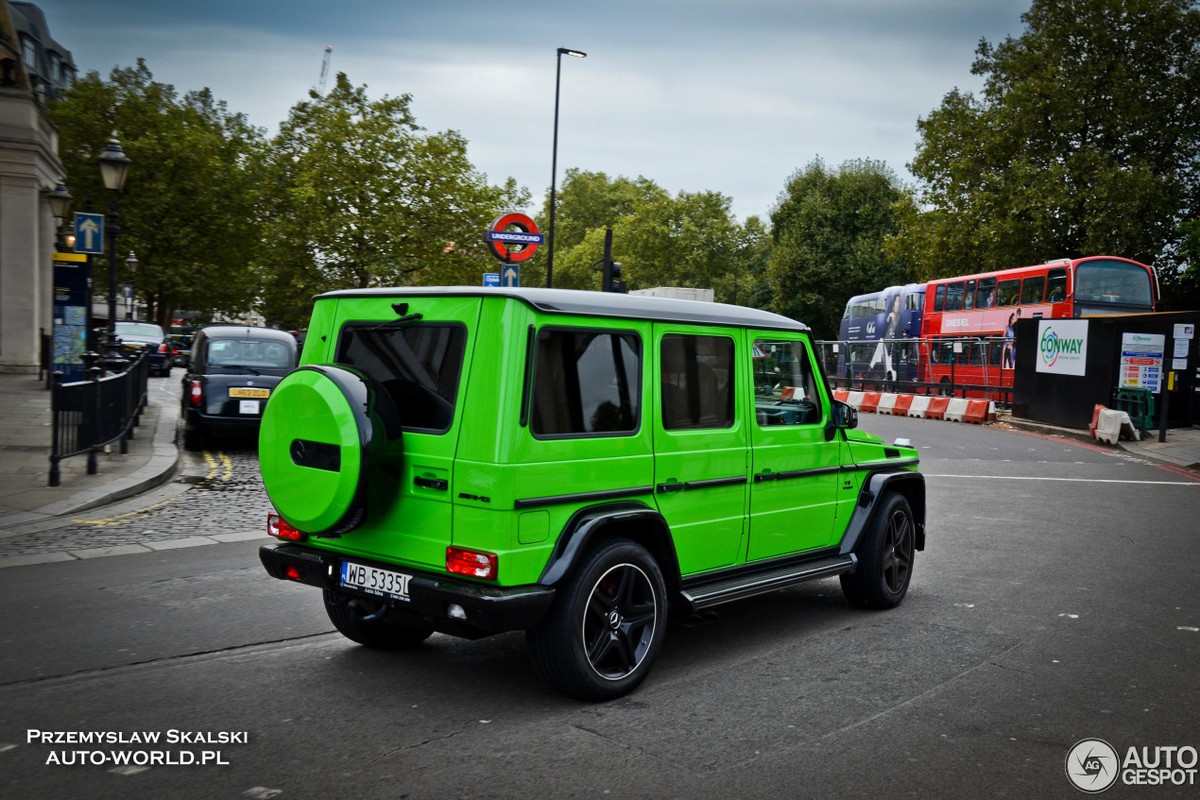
158, 343, 169, 354
446, 546, 498, 580
189, 382, 203, 406
267, 512, 305, 542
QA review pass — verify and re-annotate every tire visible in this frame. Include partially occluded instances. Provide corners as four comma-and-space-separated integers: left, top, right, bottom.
527, 539, 668, 701
841, 492, 916, 610
323, 590, 433, 649
182, 422, 203, 452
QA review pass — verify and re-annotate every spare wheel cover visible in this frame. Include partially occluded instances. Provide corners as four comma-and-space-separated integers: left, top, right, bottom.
259, 365, 389, 535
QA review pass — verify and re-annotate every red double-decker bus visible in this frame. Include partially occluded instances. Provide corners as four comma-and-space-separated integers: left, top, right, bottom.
920, 256, 1158, 396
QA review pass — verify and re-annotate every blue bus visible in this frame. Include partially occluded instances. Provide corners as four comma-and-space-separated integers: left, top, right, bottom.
835, 283, 924, 386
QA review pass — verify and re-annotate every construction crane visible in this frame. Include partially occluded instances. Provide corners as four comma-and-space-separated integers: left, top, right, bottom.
317, 44, 333, 94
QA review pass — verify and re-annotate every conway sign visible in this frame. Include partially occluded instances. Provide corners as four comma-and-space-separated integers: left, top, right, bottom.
1037, 319, 1089, 376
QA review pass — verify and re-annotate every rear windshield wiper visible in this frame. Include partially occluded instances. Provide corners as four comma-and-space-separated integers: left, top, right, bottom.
218, 364, 262, 375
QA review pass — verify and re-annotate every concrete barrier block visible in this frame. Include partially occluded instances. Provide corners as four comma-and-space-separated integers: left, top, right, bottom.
846, 391, 865, 410
907, 395, 931, 418
945, 397, 970, 422
877, 393, 898, 415
926, 396, 950, 420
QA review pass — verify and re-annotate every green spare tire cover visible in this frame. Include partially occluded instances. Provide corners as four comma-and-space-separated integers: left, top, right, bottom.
259, 365, 401, 536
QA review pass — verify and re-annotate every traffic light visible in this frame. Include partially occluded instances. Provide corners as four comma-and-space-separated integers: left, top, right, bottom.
600, 227, 627, 293
603, 259, 627, 293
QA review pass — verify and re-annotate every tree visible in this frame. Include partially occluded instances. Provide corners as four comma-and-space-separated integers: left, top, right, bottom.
767, 159, 915, 339
541, 170, 762, 300
906, 0, 1200, 292
256, 73, 528, 326
50, 60, 266, 326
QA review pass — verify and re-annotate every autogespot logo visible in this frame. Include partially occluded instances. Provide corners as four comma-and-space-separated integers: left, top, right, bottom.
1066, 738, 1120, 793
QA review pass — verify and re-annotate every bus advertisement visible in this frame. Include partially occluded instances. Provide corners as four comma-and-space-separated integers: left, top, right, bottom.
836, 283, 924, 387
831, 256, 1158, 398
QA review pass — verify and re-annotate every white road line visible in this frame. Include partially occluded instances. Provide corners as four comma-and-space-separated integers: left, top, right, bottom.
927, 474, 1199, 486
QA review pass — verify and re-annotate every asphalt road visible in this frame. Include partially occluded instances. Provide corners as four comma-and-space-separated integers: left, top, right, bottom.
1, 415, 1197, 799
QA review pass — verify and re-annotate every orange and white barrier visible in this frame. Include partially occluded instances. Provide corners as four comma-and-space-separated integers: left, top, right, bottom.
833, 388, 997, 425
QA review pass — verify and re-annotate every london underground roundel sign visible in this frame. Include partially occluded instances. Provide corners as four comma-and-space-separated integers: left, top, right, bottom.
484, 213, 543, 263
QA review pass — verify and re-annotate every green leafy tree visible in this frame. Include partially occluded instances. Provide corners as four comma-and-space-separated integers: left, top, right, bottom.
543, 170, 760, 300
905, 0, 1200, 291
50, 60, 265, 326
256, 73, 528, 326
767, 158, 915, 339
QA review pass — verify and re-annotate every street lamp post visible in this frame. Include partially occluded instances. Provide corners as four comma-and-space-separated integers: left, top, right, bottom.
48, 183, 72, 249
546, 46, 586, 289
97, 135, 131, 368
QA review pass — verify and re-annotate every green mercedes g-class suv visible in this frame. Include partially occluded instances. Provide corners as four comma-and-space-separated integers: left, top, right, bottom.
258, 288, 925, 700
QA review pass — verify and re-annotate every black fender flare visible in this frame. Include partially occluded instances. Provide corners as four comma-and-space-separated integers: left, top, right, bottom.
838, 469, 926, 560
538, 501, 681, 590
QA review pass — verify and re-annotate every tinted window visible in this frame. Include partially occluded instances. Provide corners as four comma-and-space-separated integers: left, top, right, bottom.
754, 340, 821, 426
208, 338, 293, 369
532, 329, 640, 437
934, 285, 947, 312
945, 282, 965, 311
661, 334, 734, 430
976, 277, 996, 308
1021, 276, 1045, 304
998, 279, 1021, 306
337, 324, 466, 433
1046, 268, 1068, 302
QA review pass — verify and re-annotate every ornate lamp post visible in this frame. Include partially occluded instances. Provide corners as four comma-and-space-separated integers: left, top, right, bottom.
48, 183, 72, 248
546, 46, 586, 289
97, 135, 131, 368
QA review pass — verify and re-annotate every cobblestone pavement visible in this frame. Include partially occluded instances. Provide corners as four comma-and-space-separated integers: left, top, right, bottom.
0, 436, 269, 564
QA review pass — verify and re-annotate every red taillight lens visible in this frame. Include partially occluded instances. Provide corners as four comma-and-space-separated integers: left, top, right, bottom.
189, 382, 203, 406
267, 513, 305, 542
446, 546, 498, 580
158, 343, 169, 354
284, 565, 303, 581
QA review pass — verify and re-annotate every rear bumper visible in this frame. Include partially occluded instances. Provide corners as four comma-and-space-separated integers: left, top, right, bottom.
259, 542, 556, 637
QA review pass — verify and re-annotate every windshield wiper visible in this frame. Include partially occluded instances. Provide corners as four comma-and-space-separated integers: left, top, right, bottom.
220, 364, 262, 375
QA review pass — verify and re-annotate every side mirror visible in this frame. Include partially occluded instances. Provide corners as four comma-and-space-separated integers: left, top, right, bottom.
830, 402, 859, 441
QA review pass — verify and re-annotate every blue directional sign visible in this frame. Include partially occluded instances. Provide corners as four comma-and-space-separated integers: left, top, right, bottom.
501, 265, 520, 288
73, 212, 105, 254
483, 272, 500, 287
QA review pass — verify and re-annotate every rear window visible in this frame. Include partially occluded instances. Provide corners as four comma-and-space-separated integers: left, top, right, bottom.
336, 324, 466, 433
207, 338, 294, 370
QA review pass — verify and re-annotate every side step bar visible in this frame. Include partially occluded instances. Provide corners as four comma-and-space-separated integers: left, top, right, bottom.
680, 554, 856, 612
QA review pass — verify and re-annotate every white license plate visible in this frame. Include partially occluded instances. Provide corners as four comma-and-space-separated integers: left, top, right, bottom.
340, 561, 411, 601
238, 399, 261, 415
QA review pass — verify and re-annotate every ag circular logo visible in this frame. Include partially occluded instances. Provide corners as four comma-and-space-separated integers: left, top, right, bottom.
1040, 326, 1060, 368
1066, 738, 1119, 793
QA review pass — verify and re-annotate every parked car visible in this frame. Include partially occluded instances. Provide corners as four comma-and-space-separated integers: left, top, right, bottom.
180, 326, 298, 451
167, 334, 193, 367
115, 321, 173, 376
257, 288, 927, 701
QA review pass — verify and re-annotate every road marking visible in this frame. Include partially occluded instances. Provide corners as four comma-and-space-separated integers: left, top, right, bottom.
927, 474, 1199, 486
72, 498, 175, 526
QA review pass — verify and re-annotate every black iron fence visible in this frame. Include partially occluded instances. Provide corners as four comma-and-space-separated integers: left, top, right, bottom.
815, 337, 1015, 406
49, 352, 150, 486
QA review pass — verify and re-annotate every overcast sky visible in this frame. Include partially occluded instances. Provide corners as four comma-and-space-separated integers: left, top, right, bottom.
36, 0, 1030, 222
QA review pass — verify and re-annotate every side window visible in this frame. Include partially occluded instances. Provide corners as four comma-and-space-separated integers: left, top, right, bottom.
660, 334, 734, 430
1022, 276, 1046, 304
753, 339, 821, 426
964, 279, 976, 310
934, 285, 947, 312
531, 328, 641, 437
976, 277, 996, 309
998, 279, 1021, 306
1046, 268, 1067, 302
945, 281, 965, 311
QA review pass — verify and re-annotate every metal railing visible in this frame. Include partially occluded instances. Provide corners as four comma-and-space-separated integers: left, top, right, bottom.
49, 351, 150, 486
815, 337, 1015, 406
